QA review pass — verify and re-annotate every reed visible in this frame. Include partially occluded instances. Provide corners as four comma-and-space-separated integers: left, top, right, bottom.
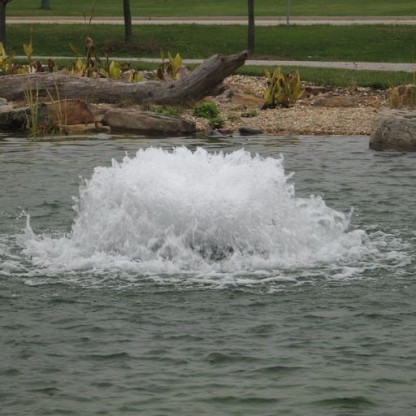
23, 82, 41, 137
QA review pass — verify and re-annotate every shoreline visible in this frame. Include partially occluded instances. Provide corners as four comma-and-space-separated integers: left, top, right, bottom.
185, 75, 389, 137
3, 74, 392, 138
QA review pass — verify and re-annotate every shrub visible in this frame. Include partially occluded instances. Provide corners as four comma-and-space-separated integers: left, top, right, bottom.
208, 117, 225, 129
227, 114, 241, 122
152, 106, 180, 116
193, 101, 220, 119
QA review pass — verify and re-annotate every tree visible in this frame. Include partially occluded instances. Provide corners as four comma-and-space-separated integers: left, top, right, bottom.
247, 0, 255, 55
123, 0, 132, 43
40, 0, 50, 10
0, 0, 12, 47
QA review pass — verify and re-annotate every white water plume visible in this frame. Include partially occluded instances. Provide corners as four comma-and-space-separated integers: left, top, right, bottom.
21, 147, 370, 279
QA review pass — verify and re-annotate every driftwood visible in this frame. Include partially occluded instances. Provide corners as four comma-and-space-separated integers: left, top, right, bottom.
0, 51, 248, 105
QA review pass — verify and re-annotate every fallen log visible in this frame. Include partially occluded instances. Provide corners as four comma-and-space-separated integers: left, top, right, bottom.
0, 51, 248, 105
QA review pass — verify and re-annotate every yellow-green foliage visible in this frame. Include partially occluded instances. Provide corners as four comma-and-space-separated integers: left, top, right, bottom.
69, 58, 89, 77
263, 67, 304, 108
23, 41, 33, 61
0, 42, 15, 75
157, 51, 183, 80
0, 37, 171, 84
1, 40, 51, 76
67, 42, 144, 82
99, 60, 122, 79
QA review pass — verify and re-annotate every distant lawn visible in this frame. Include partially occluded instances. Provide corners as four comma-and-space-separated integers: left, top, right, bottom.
7, 0, 416, 17
7, 24, 416, 64
241, 66, 413, 89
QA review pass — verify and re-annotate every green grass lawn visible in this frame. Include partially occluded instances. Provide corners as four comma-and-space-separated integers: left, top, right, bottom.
7, 0, 416, 17
6, 23, 415, 89
7, 24, 416, 63
242, 65, 413, 89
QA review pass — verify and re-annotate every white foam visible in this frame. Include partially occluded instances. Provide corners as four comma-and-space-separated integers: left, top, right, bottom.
16, 147, 380, 285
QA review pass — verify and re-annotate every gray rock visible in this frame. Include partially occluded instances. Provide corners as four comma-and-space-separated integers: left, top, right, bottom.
239, 126, 263, 136
0, 97, 8, 106
370, 112, 416, 150
0, 106, 29, 131
103, 109, 195, 136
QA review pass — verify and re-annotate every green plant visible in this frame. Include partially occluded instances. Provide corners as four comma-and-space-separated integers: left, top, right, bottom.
193, 101, 220, 119
23, 40, 33, 61
208, 117, 225, 129
152, 106, 180, 116
0, 42, 15, 75
157, 51, 183, 81
99, 60, 122, 79
263, 67, 304, 108
241, 108, 258, 118
24, 83, 41, 137
227, 113, 241, 122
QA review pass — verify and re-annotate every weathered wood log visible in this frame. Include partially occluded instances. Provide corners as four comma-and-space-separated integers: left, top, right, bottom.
0, 51, 248, 105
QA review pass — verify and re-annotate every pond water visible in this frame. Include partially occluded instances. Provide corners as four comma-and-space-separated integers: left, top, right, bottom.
1, 134, 415, 416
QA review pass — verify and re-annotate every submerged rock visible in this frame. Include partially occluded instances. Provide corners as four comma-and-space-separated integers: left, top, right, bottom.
370, 112, 416, 150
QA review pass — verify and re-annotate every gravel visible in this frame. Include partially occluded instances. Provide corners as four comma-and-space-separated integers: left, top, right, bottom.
186, 75, 389, 136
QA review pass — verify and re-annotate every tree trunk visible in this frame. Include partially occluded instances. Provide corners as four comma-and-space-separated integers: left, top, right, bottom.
40, 0, 50, 10
0, 0, 11, 47
247, 0, 255, 55
0, 51, 248, 104
123, 0, 132, 43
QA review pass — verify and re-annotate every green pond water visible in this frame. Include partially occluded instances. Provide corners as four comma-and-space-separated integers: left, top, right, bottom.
1, 134, 415, 416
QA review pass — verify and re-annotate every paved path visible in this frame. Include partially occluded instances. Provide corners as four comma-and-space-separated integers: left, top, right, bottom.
8, 16, 416, 26
22, 56, 415, 73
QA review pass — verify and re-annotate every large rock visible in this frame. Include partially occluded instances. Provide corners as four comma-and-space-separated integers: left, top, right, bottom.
370, 112, 416, 150
0, 106, 29, 131
39, 99, 95, 126
103, 108, 195, 135
0, 99, 96, 133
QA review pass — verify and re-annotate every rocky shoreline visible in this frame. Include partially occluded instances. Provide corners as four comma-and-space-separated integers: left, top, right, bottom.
184, 75, 390, 137
0, 74, 400, 138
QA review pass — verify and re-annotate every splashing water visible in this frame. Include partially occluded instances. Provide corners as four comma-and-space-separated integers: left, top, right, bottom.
20, 147, 374, 283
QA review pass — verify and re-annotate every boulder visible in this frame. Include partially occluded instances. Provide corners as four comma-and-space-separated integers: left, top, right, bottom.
0, 106, 29, 131
370, 112, 416, 150
217, 88, 264, 107
39, 99, 95, 126
103, 108, 195, 135
0, 99, 96, 133
239, 126, 263, 136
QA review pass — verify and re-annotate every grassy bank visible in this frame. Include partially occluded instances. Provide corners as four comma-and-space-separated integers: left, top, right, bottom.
5, 23, 415, 89
7, 24, 416, 63
241, 66, 413, 89
8, 0, 416, 17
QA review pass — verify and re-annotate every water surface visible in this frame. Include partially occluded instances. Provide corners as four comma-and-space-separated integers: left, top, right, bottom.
1, 134, 415, 415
